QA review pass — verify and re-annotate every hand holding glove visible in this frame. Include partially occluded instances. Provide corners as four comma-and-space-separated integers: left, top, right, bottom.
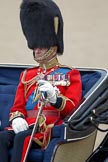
12, 117, 29, 134
37, 80, 57, 104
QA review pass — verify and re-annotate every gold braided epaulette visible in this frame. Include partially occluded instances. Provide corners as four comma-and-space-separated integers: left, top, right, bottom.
21, 66, 39, 83
21, 66, 39, 97
23, 65, 39, 73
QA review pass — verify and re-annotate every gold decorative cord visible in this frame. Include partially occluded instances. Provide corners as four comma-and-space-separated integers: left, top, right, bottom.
21, 70, 37, 97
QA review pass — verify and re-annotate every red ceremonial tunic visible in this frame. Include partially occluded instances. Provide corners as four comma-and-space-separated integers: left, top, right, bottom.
7, 63, 82, 152
9, 65, 82, 127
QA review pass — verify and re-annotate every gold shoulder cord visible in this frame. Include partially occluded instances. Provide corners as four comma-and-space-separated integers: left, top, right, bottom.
21, 70, 37, 97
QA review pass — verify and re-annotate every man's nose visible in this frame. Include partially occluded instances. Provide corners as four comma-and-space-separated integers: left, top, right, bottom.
34, 48, 41, 53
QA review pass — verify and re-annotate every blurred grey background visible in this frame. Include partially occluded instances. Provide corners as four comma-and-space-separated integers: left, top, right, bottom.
0, 0, 108, 149
0, 0, 108, 69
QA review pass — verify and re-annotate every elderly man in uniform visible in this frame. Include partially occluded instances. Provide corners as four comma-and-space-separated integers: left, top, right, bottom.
0, 0, 82, 162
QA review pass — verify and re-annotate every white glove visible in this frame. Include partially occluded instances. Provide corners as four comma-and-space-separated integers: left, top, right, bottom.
12, 117, 29, 134
37, 80, 57, 104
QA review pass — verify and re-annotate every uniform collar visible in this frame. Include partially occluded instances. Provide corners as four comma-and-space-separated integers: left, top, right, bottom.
39, 56, 60, 70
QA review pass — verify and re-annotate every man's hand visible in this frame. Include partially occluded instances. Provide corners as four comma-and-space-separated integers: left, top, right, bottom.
37, 80, 57, 104
12, 117, 29, 134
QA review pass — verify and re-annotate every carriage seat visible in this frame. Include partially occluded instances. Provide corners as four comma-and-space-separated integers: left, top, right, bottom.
0, 66, 102, 162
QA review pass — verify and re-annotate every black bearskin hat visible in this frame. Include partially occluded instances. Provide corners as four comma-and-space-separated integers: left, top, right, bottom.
20, 0, 64, 54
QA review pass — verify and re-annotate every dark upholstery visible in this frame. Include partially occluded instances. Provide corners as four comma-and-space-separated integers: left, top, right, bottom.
0, 66, 101, 162
0, 90, 16, 130
81, 71, 101, 96
0, 67, 22, 130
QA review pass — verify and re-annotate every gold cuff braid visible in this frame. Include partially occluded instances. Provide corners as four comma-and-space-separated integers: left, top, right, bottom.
57, 94, 75, 111
56, 94, 66, 111
9, 111, 24, 122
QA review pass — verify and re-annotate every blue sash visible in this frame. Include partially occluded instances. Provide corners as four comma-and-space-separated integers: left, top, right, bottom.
26, 67, 71, 110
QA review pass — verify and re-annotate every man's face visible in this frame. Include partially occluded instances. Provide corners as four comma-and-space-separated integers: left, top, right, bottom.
34, 48, 48, 59
33, 47, 57, 64
33, 48, 49, 63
